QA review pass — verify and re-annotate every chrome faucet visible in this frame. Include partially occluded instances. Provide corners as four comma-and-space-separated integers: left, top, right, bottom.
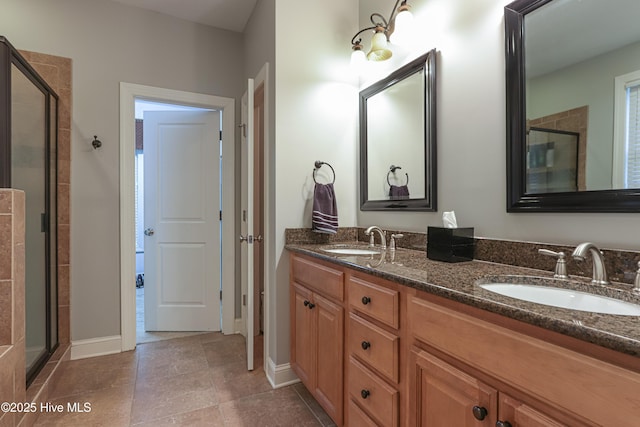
365, 226, 387, 250
571, 242, 608, 285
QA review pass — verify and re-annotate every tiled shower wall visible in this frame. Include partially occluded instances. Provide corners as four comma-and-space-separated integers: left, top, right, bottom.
0, 190, 26, 427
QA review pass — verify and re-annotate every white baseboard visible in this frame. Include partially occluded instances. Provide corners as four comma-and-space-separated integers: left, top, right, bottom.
234, 318, 245, 335
70, 335, 122, 360
265, 357, 299, 389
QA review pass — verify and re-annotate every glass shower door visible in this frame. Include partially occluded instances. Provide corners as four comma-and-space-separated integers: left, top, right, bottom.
10, 63, 51, 377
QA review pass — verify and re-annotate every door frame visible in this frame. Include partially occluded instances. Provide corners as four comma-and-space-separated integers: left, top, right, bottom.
119, 82, 235, 351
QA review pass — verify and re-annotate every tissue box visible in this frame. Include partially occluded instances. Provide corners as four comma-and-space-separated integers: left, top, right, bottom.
427, 226, 475, 263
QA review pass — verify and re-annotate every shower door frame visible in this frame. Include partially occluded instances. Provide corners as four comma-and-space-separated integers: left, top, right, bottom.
0, 36, 60, 386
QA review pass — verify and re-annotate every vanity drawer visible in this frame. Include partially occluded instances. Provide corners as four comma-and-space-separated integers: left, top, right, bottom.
291, 254, 344, 301
348, 275, 399, 329
348, 356, 399, 427
348, 313, 399, 383
348, 399, 379, 427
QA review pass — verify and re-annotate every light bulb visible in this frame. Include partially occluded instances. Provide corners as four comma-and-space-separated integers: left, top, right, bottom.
390, 6, 414, 46
351, 48, 366, 72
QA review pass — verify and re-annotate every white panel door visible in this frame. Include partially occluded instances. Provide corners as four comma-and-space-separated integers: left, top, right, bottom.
240, 79, 255, 370
144, 110, 221, 331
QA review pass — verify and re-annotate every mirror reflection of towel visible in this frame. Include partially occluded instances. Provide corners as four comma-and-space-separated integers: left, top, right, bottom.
390, 185, 410, 200
312, 183, 338, 234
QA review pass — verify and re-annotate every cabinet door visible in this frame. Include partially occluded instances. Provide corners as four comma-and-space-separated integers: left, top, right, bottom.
499, 394, 569, 427
410, 348, 498, 426
315, 292, 344, 425
291, 283, 316, 388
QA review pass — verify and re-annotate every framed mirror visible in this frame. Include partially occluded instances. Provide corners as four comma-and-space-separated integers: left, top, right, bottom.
360, 49, 437, 211
505, 0, 640, 212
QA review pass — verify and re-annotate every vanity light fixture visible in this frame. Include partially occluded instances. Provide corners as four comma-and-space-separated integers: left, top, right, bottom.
351, 0, 414, 65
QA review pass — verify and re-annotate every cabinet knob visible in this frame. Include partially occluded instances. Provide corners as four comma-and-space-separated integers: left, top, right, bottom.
308, 302, 316, 309
303, 300, 310, 307
360, 389, 370, 399
472, 406, 488, 421
361, 296, 371, 305
496, 421, 512, 427
361, 341, 371, 350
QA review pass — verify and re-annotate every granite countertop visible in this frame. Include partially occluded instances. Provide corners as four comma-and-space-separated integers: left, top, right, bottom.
286, 242, 640, 358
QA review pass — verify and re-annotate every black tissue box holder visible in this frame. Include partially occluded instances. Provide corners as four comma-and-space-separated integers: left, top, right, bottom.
427, 226, 475, 263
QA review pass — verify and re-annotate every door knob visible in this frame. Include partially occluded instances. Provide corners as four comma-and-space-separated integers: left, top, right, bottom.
144, 228, 155, 236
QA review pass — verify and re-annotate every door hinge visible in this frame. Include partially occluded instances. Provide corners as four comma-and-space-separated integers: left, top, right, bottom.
220, 290, 222, 301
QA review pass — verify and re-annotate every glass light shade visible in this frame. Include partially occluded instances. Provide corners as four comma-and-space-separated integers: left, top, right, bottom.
351, 48, 366, 70
367, 29, 392, 61
389, 8, 413, 46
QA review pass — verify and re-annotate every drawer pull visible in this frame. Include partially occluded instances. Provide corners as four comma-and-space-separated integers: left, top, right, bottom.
361, 296, 371, 305
496, 421, 512, 427
360, 389, 370, 399
472, 406, 488, 421
361, 341, 371, 350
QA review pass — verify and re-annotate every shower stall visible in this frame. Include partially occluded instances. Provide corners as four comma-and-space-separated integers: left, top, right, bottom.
0, 36, 59, 386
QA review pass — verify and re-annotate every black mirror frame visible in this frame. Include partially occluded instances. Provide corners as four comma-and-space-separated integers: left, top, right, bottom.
505, 0, 640, 212
359, 49, 437, 211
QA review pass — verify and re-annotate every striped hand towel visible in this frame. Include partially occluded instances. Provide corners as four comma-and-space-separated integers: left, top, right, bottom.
312, 183, 338, 234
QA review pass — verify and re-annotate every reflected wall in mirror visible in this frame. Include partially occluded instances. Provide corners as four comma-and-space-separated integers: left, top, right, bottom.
505, 0, 640, 211
360, 49, 437, 211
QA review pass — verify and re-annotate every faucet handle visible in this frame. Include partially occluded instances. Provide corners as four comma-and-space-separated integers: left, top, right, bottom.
538, 249, 568, 279
390, 234, 404, 251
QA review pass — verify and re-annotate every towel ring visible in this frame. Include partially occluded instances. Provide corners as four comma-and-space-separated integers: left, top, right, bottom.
387, 165, 408, 186
313, 161, 335, 184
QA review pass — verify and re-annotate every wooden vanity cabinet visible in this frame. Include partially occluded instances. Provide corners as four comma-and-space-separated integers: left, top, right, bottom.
407, 293, 640, 427
289, 252, 640, 427
290, 254, 345, 425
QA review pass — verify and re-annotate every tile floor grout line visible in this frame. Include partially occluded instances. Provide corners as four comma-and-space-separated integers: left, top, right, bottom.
36, 332, 331, 426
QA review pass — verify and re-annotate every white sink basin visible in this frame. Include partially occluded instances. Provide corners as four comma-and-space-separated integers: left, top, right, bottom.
322, 248, 381, 256
480, 283, 640, 316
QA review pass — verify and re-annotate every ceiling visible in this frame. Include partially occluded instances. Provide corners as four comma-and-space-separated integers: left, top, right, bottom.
109, 0, 258, 32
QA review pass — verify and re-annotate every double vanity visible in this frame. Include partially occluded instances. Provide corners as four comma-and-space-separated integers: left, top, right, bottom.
287, 230, 640, 426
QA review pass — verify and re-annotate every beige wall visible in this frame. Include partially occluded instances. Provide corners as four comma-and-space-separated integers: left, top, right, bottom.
0, 0, 244, 341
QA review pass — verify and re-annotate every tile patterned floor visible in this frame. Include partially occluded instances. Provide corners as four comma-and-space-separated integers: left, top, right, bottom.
33, 333, 336, 426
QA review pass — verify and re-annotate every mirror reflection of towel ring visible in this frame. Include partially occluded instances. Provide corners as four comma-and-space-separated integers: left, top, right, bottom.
387, 165, 408, 186
313, 160, 336, 184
